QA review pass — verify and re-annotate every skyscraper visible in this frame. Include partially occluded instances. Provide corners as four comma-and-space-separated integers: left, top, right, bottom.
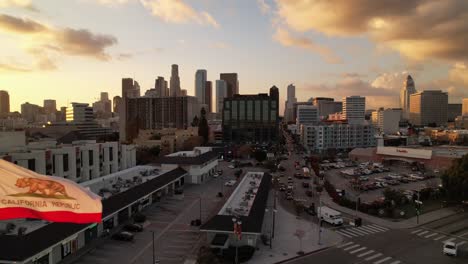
409, 90, 448, 126
284, 84, 297, 123
155, 76, 166, 97
220, 73, 239, 97
216, 80, 227, 113
205, 81, 212, 113
0, 90, 10, 115
120, 78, 136, 142
313, 97, 342, 120
195, 69, 207, 104
170, 64, 181, 97
43, 99, 57, 114
400, 75, 417, 120
113, 96, 122, 113
462, 98, 468, 116
343, 96, 365, 124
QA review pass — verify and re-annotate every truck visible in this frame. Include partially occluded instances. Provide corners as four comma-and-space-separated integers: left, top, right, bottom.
317, 206, 343, 226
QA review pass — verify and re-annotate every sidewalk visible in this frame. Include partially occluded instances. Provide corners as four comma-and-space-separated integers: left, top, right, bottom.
247, 202, 342, 264
321, 191, 458, 229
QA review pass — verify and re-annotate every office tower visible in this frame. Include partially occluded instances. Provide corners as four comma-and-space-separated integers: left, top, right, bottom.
181, 89, 187, 96
165, 81, 169, 96
400, 75, 417, 120
120, 78, 134, 142
409, 90, 448, 126
447, 104, 462, 122
21, 102, 42, 123
313, 97, 342, 120
57, 106, 67, 122
66, 103, 94, 122
43, 99, 56, 114
462, 98, 468, 116
222, 92, 278, 143
216, 80, 227, 113
371, 108, 402, 134
113, 96, 122, 113
296, 105, 319, 126
101, 92, 112, 113
205, 81, 212, 113
284, 84, 297, 123
292, 102, 313, 122
343, 96, 365, 124
155, 76, 166, 97
220, 73, 239, 97
93, 92, 112, 118
195, 69, 207, 104
0, 90, 10, 115
170, 64, 181, 97
270, 86, 280, 127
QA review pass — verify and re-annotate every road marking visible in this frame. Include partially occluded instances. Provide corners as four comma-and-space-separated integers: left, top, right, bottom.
433, 235, 446, 241
425, 233, 438, 238
336, 230, 354, 238
389, 261, 401, 264
354, 227, 373, 235
350, 247, 367, 254
411, 229, 423, 234
337, 241, 354, 248
457, 241, 467, 246
357, 250, 375, 258
374, 256, 392, 264
443, 238, 456, 243
365, 253, 383, 261
347, 228, 370, 236
459, 230, 468, 237
344, 229, 365, 237
369, 224, 389, 231
417, 230, 429, 236
343, 244, 361, 251
360, 225, 383, 233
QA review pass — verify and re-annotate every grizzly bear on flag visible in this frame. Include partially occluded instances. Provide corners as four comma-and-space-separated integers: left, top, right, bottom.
15, 178, 69, 197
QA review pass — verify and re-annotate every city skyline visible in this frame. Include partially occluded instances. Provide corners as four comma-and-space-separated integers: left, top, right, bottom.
1, 0, 467, 112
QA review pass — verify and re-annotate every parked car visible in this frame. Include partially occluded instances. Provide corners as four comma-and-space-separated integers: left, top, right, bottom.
112, 231, 134, 241
228, 165, 236, 169
225, 180, 236, 186
124, 223, 143, 232
213, 173, 219, 178
294, 173, 302, 179
443, 241, 458, 256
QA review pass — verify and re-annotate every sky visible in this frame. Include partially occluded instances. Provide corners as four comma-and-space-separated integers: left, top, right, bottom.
1, 0, 467, 113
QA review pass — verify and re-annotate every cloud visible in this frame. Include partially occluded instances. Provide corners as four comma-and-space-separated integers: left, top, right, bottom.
371, 71, 409, 90
0, 62, 32, 72
275, 0, 468, 62
422, 62, 468, 102
140, 0, 219, 28
0, 14, 118, 72
116, 52, 132, 60
273, 27, 342, 64
257, 0, 271, 14
210, 41, 230, 49
0, 0, 38, 11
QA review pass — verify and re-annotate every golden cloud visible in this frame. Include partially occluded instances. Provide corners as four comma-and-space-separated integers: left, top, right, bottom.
0, 0, 37, 11
276, 0, 468, 62
273, 27, 342, 64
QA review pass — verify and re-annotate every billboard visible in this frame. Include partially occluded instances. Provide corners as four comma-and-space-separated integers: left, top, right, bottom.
376, 147, 432, 160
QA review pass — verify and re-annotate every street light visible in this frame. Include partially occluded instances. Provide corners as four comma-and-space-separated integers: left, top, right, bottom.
232, 217, 242, 264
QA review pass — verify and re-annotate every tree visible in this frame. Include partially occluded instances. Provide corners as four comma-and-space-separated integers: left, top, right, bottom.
198, 108, 210, 145
441, 154, 468, 202
382, 188, 406, 207
150, 133, 161, 140
254, 150, 267, 163
191, 115, 199, 127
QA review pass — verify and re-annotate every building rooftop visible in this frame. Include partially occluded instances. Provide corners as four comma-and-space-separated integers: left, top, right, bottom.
153, 148, 218, 165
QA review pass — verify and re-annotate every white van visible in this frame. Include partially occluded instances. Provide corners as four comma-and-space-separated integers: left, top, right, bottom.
318, 206, 343, 226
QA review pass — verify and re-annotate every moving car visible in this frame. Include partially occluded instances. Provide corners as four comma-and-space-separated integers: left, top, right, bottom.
318, 206, 343, 226
112, 231, 134, 241
228, 165, 235, 169
224, 180, 236, 186
124, 223, 143, 232
443, 241, 458, 256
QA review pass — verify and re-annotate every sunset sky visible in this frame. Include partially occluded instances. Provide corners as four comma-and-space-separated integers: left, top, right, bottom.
1, 0, 467, 112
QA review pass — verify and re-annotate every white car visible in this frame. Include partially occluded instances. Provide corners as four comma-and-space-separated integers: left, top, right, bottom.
443, 241, 457, 256
225, 180, 236, 187
213, 173, 219, 178
228, 165, 235, 169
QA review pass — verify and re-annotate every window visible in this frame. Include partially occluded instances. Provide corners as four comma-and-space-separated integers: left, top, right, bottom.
239, 101, 245, 120
247, 100, 253, 120
63, 154, 69, 172
89, 150, 93, 166
52, 155, 56, 174
232, 100, 238, 120
28, 159, 35, 171
255, 101, 261, 120
109, 147, 113, 161
263, 100, 269, 122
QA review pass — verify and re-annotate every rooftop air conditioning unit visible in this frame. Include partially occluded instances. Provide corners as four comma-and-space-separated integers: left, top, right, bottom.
17, 227, 27, 236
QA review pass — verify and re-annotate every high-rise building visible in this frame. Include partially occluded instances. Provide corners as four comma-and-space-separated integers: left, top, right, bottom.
343, 96, 365, 124
205, 81, 212, 113
92, 92, 112, 118
222, 90, 278, 143
43, 99, 56, 114
120, 78, 135, 142
293, 102, 313, 122
0, 90, 10, 115
284, 84, 297, 123
21, 102, 41, 123
216, 80, 227, 113
155, 76, 167, 97
462, 98, 468, 116
220, 73, 239, 97
113, 96, 122, 113
447, 104, 462, 122
181, 89, 187, 96
170, 64, 181, 97
195, 69, 207, 104
66, 103, 94, 123
296, 105, 319, 126
371, 108, 402, 134
400, 75, 417, 120
313, 97, 342, 120
409, 90, 448, 126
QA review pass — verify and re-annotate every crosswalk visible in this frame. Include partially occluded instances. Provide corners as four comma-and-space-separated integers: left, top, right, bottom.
336, 241, 401, 264
411, 229, 468, 248
336, 224, 389, 238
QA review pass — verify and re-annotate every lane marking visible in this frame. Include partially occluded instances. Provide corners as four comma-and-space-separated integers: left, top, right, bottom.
370, 224, 389, 231
347, 228, 370, 236
336, 230, 353, 238
360, 226, 382, 233
337, 241, 354, 248
344, 229, 365, 237
433, 235, 446, 241
350, 247, 367, 254
374, 256, 392, 264
389, 261, 401, 264
416, 230, 429, 236
425, 233, 438, 238
411, 229, 423, 234
457, 241, 467, 246
365, 253, 383, 261
354, 227, 373, 235
443, 238, 456, 243
343, 244, 360, 251
357, 250, 375, 258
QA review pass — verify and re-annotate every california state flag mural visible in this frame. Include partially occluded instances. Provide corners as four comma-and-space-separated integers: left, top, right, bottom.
0, 160, 102, 223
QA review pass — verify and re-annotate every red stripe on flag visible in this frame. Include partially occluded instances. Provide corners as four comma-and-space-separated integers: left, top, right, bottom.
0, 207, 102, 223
